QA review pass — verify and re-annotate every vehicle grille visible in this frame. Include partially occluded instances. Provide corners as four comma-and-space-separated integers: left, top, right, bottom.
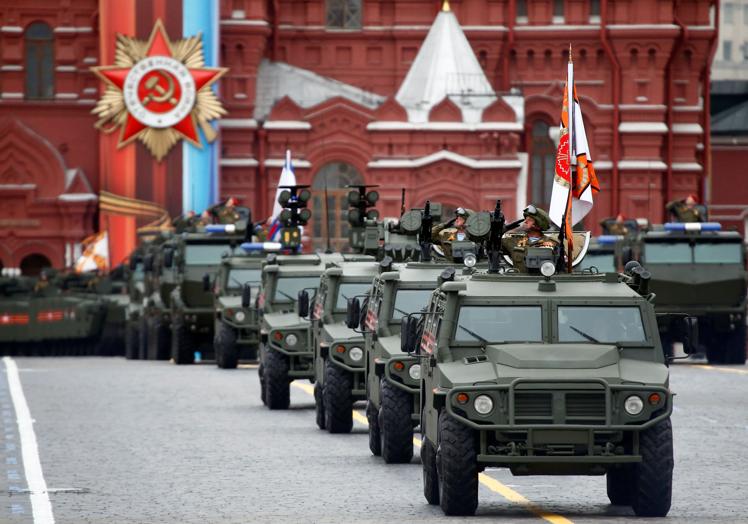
513, 390, 606, 425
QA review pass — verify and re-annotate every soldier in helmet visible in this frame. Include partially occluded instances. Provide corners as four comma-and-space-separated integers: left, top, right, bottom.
502, 205, 559, 272
601, 213, 630, 236
212, 197, 241, 225
432, 207, 472, 260
666, 194, 703, 223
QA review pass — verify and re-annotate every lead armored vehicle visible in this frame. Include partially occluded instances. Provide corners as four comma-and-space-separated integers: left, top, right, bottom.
640, 222, 746, 363
414, 260, 683, 517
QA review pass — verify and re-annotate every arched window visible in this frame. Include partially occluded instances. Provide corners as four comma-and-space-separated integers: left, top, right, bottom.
25, 22, 54, 100
311, 162, 363, 252
528, 120, 555, 211
326, 0, 362, 29
20, 253, 51, 277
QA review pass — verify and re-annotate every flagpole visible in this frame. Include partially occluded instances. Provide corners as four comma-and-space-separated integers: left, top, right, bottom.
565, 45, 574, 273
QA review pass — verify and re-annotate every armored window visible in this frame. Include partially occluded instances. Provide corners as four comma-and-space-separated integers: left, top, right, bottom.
643, 242, 691, 264
274, 276, 321, 304
227, 269, 262, 290
184, 244, 234, 265
326, 0, 362, 29
392, 289, 434, 321
558, 306, 646, 344
335, 282, 372, 311
24, 22, 55, 100
693, 243, 743, 264
454, 306, 542, 344
579, 253, 616, 274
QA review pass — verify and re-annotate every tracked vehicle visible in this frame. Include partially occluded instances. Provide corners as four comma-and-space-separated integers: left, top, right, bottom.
414, 260, 686, 517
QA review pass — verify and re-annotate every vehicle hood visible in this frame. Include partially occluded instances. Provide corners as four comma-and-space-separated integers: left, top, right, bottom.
438, 344, 668, 387
375, 334, 404, 360
218, 295, 242, 310
262, 311, 308, 331
321, 322, 360, 344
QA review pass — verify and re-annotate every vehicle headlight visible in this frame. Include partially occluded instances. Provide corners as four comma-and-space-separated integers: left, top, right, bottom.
473, 394, 494, 415
624, 395, 644, 415
285, 333, 298, 347
408, 364, 421, 381
348, 346, 364, 362
234, 311, 246, 322
464, 253, 477, 268
540, 261, 556, 277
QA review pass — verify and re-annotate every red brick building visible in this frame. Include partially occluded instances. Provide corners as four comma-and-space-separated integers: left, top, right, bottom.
0, 0, 718, 268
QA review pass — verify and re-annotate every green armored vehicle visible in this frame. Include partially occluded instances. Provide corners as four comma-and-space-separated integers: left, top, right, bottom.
124, 248, 148, 359
142, 235, 178, 360
213, 248, 269, 368
168, 227, 244, 364
362, 262, 452, 461
640, 222, 746, 363
308, 258, 378, 432
0, 272, 107, 356
413, 262, 684, 517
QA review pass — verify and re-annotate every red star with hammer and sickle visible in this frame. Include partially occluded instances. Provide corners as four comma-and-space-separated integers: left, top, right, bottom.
94, 20, 224, 146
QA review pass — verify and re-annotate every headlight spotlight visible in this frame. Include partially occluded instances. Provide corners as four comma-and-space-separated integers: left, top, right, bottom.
348, 346, 364, 362
234, 311, 246, 322
408, 364, 421, 381
624, 395, 644, 415
285, 333, 298, 347
473, 394, 494, 415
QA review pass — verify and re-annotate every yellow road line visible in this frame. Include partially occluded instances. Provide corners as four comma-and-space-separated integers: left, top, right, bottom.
292, 381, 573, 524
692, 364, 748, 375
238, 364, 259, 369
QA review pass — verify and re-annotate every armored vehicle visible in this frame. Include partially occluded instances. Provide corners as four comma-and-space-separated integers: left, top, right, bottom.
168, 228, 243, 364
640, 222, 747, 363
0, 273, 108, 355
213, 248, 268, 368
307, 259, 379, 433
124, 249, 148, 359
142, 234, 178, 361
414, 263, 682, 517
362, 262, 454, 462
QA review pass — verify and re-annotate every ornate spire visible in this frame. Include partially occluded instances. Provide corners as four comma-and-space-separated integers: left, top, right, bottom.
442, 0, 451, 12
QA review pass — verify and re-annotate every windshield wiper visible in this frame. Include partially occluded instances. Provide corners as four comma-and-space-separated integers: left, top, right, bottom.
569, 325, 601, 343
393, 307, 410, 317
458, 325, 488, 345
276, 289, 296, 302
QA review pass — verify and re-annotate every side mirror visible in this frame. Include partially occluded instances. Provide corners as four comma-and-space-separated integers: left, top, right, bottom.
359, 297, 369, 332
346, 297, 361, 329
242, 284, 252, 309
202, 273, 211, 292
400, 316, 418, 354
163, 249, 174, 268
298, 290, 310, 318
681, 316, 699, 355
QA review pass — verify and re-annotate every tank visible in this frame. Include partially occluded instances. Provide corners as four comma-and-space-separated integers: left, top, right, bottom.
415, 266, 678, 517
640, 222, 747, 363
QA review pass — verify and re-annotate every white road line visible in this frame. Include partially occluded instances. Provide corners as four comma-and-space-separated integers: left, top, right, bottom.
3, 357, 54, 524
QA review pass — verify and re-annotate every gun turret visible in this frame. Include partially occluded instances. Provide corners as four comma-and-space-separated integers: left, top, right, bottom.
419, 201, 433, 262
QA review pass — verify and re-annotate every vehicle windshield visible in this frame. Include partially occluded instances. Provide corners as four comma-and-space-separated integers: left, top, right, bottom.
392, 289, 434, 321
454, 306, 542, 344
693, 243, 743, 264
644, 242, 690, 264
273, 276, 321, 304
185, 244, 232, 265
580, 253, 616, 273
558, 306, 647, 343
227, 269, 262, 290
335, 282, 373, 310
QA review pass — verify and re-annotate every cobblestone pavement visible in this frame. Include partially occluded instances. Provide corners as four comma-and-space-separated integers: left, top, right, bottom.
0, 357, 746, 523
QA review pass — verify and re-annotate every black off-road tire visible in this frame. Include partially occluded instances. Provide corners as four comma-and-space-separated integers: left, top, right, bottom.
138, 315, 149, 360
631, 417, 673, 517
258, 362, 266, 405
436, 410, 478, 516
366, 400, 381, 456
724, 323, 747, 364
380, 379, 413, 464
323, 359, 353, 434
148, 316, 171, 360
606, 465, 634, 505
171, 315, 195, 365
125, 322, 139, 360
421, 436, 440, 505
315, 383, 326, 430
214, 321, 238, 369
264, 349, 290, 410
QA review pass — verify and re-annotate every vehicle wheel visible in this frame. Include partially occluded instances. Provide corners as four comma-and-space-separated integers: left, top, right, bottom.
421, 436, 439, 505
138, 315, 148, 360
606, 465, 634, 505
258, 362, 266, 405
436, 410, 478, 516
631, 417, 673, 517
366, 400, 381, 456
324, 359, 353, 434
380, 379, 413, 463
724, 322, 747, 364
171, 315, 195, 365
148, 316, 171, 360
659, 332, 673, 361
125, 322, 139, 360
264, 349, 290, 410
214, 322, 238, 369
315, 383, 326, 430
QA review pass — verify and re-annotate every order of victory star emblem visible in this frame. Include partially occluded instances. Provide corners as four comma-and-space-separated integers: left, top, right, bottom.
91, 20, 227, 161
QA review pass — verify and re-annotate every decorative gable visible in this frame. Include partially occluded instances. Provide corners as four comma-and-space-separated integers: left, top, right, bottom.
482, 98, 518, 123
428, 97, 462, 122
267, 95, 304, 121
373, 97, 407, 122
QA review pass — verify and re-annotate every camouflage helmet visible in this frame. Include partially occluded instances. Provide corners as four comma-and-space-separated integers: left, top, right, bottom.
523, 205, 551, 230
